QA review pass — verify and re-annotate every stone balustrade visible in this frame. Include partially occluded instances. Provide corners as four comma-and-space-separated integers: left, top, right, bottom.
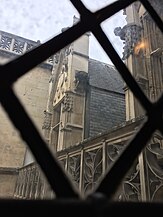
0, 30, 53, 65
14, 163, 50, 200
14, 116, 163, 201
14, 117, 143, 200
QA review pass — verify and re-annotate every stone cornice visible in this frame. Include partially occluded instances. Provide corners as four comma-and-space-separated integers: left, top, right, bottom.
0, 167, 18, 175
72, 50, 89, 59
56, 116, 145, 156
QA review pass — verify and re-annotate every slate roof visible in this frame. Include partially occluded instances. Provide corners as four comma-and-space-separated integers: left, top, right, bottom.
88, 58, 125, 94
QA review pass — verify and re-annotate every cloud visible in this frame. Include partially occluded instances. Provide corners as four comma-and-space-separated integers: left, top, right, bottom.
0, 0, 126, 64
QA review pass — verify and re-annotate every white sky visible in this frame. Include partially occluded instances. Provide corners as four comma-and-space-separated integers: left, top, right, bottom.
0, 0, 126, 64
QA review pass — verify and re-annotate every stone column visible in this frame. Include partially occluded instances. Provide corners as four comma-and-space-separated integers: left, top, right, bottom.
114, 4, 142, 120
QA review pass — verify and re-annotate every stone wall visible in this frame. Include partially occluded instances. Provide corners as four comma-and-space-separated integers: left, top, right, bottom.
0, 168, 18, 198
0, 55, 51, 167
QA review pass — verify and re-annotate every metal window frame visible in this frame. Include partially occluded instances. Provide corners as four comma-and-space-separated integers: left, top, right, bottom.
0, 0, 163, 215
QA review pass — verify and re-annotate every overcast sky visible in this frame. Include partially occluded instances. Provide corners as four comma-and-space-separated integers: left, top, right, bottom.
0, 0, 126, 64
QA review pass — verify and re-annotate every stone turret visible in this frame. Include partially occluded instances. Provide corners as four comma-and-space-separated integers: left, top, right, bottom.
114, 3, 143, 121
45, 16, 90, 151
114, 2, 163, 120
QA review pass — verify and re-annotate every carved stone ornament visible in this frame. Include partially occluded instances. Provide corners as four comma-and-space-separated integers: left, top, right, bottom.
114, 23, 142, 60
83, 148, 102, 193
68, 155, 81, 187
74, 71, 88, 93
42, 111, 52, 130
146, 133, 163, 201
49, 44, 71, 84
13, 39, 25, 54
107, 143, 140, 201
26, 43, 34, 51
62, 93, 73, 112
0, 35, 12, 50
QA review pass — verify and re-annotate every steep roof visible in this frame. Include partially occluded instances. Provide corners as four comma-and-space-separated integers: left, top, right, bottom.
88, 58, 124, 94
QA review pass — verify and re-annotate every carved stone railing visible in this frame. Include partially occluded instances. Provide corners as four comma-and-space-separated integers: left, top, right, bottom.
14, 116, 144, 200
146, 133, 163, 201
56, 116, 143, 200
14, 116, 163, 201
14, 163, 45, 199
0, 30, 53, 66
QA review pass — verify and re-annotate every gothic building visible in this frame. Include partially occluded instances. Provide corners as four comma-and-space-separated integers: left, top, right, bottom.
1, 1, 163, 201
114, 1, 163, 120
0, 17, 125, 198
42, 46, 125, 152
0, 30, 53, 197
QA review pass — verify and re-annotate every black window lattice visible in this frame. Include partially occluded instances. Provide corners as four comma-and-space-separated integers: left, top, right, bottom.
0, 0, 163, 215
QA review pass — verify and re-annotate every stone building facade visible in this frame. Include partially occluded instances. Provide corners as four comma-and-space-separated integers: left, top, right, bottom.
115, 1, 163, 119
41, 23, 125, 154
0, 30, 54, 198
112, 1, 163, 201
1, 1, 163, 201
0, 17, 125, 198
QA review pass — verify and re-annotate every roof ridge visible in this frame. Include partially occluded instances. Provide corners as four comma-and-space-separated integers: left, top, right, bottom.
89, 57, 115, 68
